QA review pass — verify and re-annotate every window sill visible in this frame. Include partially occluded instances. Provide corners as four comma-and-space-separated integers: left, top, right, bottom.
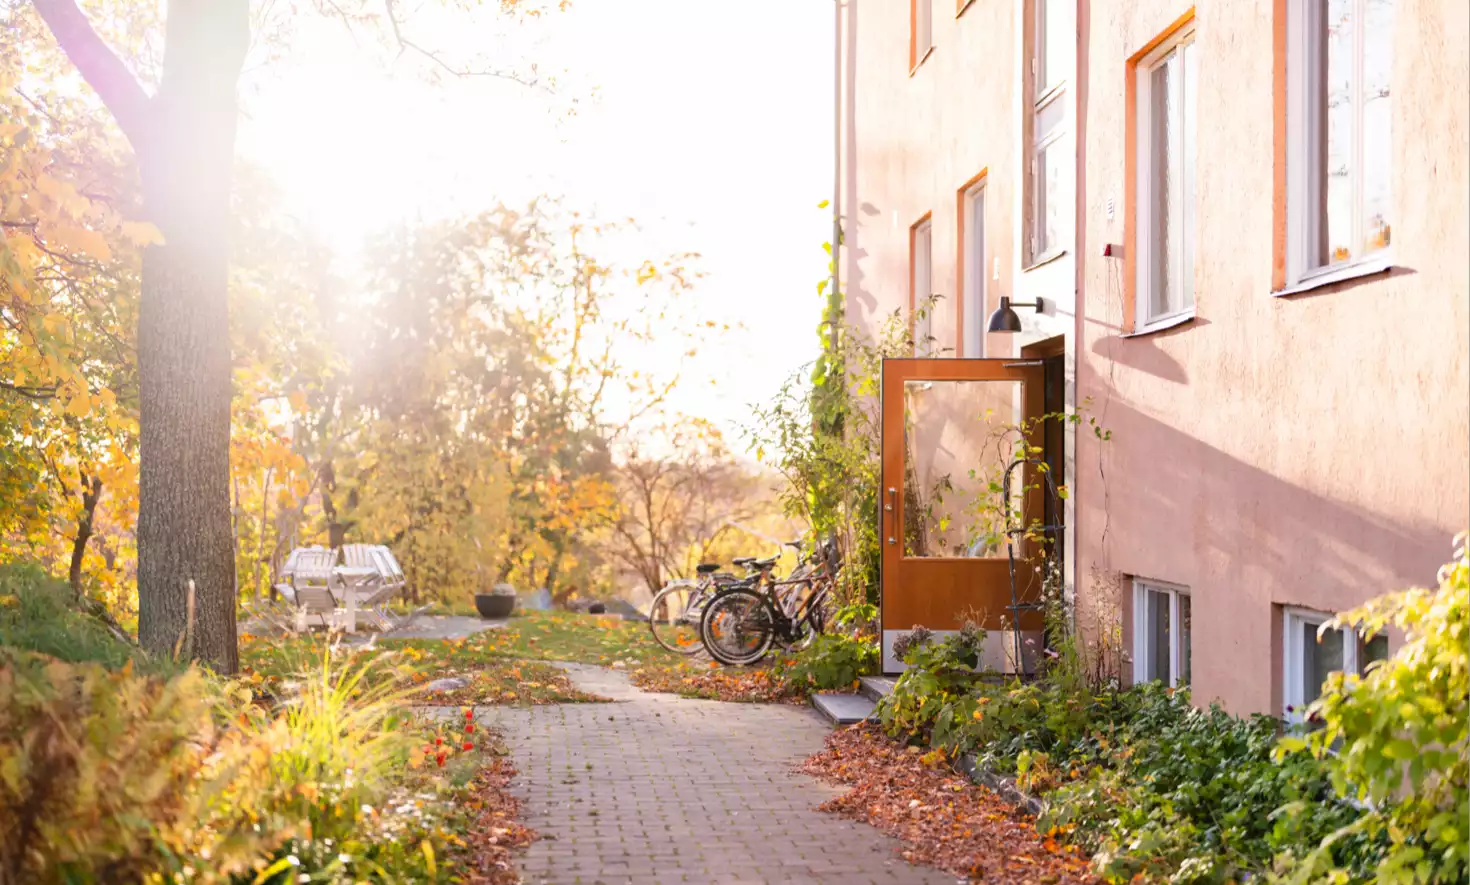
1272, 256, 1393, 297
910, 45, 935, 76
1124, 311, 1195, 338
1022, 248, 1068, 272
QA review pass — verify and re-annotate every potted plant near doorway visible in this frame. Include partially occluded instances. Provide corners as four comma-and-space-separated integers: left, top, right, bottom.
475, 583, 517, 619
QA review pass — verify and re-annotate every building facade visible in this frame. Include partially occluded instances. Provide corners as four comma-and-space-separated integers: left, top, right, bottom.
839, 0, 1469, 716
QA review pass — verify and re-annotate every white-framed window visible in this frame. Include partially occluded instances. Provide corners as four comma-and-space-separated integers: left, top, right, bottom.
913, 0, 934, 68
1132, 579, 1191, 687
911, 219, 933, 354
1282, 607, 1390, 725
1134, 24, 1197, 329
1029, 0, 1068, 262
1284, 0, 1394, 290
962, 183, 986, 357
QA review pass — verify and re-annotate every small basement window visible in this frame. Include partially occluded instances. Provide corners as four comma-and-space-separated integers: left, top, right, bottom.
1132, 579, 1191, 687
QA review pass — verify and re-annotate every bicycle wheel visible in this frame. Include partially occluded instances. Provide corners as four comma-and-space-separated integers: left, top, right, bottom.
699, 588, 775, 666
648, 583, 706, 655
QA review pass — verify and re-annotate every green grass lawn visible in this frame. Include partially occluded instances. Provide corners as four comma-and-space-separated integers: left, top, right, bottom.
471, 609, 685, 667
239, 609, 684, 705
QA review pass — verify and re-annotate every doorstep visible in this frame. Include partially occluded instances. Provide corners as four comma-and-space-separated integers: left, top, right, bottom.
810, 692, 877, 726
859, 675, 896, 701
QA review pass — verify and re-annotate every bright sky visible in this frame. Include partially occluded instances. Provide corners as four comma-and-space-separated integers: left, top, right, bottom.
236, 0, 835, 444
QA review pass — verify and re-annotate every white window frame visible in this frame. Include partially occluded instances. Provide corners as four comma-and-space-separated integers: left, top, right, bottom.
1133, 25, 1196, 331
913, 0, 934, 68
962, 183, 986, 357
1035, 0, 1068, 98
912, 219, 933, 354
1280, 0, 1395, 295
1281, 607, 1387, 725
1028, 0, 1068, 265
1132, 579, 1191, 688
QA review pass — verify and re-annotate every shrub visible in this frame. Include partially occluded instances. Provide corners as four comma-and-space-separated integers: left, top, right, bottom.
0, 641, 450, 884
1037, 686, 1372, 884
775, 633, 878, 692
964, 678, 1144, 773
1274, 535, 1469, 885
830, 602, 877, 635
165, 649, 443, 883
882, 627, 1378, 884
876, 624, 988, 748
0, 651, 220, 883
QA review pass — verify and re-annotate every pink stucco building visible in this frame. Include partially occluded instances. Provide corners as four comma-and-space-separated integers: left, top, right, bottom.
838, 0, 1469, 716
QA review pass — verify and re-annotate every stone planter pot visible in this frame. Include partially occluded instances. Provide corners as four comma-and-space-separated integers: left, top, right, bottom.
475, 585, 516, 619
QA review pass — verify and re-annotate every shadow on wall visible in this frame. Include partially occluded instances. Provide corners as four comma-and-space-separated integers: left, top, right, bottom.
1082, 390, 1455, 604
846, 201, 881, 318
1088, 320, 1202, 385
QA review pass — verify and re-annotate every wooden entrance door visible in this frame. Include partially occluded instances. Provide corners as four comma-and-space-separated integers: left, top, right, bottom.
879, 358, 1047, 669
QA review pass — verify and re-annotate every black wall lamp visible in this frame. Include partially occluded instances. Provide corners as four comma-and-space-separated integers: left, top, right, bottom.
986, 296, 1045, 333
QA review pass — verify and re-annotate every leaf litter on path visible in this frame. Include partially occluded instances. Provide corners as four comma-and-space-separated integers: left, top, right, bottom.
457, 752, 538, 884
800, 724, 1095, 885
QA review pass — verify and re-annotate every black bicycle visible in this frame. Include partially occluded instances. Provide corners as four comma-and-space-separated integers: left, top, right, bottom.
698, 539, 839, 666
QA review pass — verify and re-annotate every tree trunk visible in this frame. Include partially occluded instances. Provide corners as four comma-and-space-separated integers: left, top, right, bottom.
132, 0, 251, 673
67, 473, 103, 598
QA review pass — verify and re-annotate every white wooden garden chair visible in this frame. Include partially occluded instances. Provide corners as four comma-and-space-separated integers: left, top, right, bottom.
341, 543, 379, 570
273, 547, 339, 633
369, 545, 426, 632
324, 543, 421, 633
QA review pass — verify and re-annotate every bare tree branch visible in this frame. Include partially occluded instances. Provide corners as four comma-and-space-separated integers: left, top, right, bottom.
382, 0, 541, 87
0, 380, 59, 401
32, 0, 152, 148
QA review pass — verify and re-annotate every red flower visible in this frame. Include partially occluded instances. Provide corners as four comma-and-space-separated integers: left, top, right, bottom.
462, 741, 474, 751
435, 737, 443, 746
436, 752, 447, 767
464, 708, 474, 721
465, 724, 475, 734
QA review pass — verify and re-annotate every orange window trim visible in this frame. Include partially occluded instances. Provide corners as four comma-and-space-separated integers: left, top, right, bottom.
1271, 0, 1288, 291
910, 0, 935, 75
909, 212, 933, 339
1124, 7, 1196, 333
909, 0, 918, 71
954, 170, 988, 356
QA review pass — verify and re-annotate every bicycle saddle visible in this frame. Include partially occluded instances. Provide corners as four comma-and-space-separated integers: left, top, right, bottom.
733, 555, 777, 569
782, 538, 804, 549
696, 563, 720, 574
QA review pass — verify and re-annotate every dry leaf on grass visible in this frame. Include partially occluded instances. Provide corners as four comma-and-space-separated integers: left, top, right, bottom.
630, 662, 807, 704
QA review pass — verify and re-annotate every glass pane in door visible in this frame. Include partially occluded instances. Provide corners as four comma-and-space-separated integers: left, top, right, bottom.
902, 379, 1024, 558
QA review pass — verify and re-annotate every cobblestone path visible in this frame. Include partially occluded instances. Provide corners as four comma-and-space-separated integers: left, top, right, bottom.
476, 664, 953, 885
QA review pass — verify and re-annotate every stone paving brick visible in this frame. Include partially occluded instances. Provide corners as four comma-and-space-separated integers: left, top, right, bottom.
467, 664, 952, 885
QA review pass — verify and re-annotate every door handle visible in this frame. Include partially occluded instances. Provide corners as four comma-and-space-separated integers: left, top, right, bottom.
885, 487, 897, 545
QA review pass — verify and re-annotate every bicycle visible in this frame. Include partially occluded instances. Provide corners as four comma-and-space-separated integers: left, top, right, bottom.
699, 539, 839, 666
648, 543, 800, 655
646, 563, 745, 655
